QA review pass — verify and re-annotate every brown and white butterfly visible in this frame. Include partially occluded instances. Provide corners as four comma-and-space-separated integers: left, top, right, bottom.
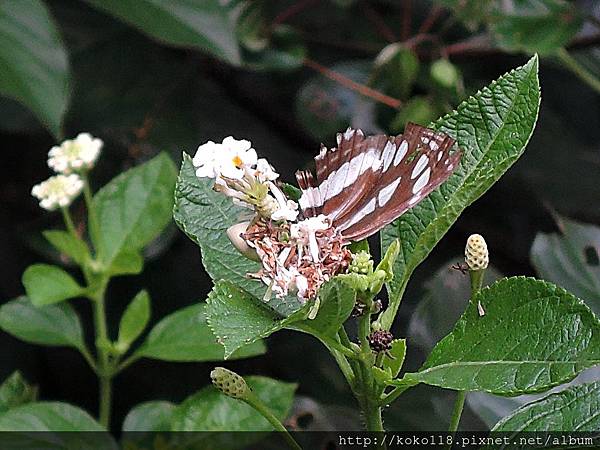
295, 123, 461, 241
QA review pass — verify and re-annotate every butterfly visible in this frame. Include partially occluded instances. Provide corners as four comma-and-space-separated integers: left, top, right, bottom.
295, 123, 461, 241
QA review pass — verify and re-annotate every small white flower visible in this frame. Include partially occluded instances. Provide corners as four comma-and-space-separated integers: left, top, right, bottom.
254, 158, 279, 182
31, 174, 84, 211
48, 133, 103, 174
291, 215, 330, 262
268, 182, 298, 221
192, 136, 257, 180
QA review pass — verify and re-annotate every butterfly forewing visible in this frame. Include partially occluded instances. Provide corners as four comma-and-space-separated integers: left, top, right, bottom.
298, 123, 461, 241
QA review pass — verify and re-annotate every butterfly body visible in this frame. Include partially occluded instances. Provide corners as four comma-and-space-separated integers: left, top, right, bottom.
296, 123, 461, 241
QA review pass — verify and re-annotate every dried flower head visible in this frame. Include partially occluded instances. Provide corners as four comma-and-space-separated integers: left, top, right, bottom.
210, 367, 249, 399
465, 234, 489, 271
48, 133, 103, 174
367, 330, 394, 353
31, 174, 84, 211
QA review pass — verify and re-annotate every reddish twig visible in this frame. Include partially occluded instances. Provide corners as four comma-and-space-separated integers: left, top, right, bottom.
363, 3, 397, 42
418, 5, 444, 34
401, 0, 412, 41
303, 58, 402, 108
272, 0, 319, 27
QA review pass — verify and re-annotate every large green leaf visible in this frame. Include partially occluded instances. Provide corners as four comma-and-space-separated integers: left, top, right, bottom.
0, 371, 37, 414
117, 290, 151, 349
43, 230, 90, 267
122, 401, 175, 432
380, 55, 540, 329
137, 302, 265, 362
397, 277, 600, 395
0, 296, 85, 350
83, 0, 240, 65
0, 0, 70, 137
490, 381, 600, 434
206, 281, 307, 359
94, 152, 177, 271
173, 153, 302, 316
172, 376, 296, 449
22, 264, 84, 306
531, 216, 600, 315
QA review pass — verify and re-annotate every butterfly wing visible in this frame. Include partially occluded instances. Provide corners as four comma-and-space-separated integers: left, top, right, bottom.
298, 123, 461, 241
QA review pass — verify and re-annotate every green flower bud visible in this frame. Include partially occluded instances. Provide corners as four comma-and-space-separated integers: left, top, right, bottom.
349, 251, 373, 275
210, 367, 249, 399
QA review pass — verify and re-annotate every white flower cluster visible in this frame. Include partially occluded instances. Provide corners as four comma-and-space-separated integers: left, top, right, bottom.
32, 133, 102, 211
31, 174, 84, 211
193, 136, 298, 221
48, 133, 103, 174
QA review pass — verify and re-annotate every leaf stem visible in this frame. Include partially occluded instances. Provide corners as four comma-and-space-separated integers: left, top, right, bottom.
446, 390, 466, 446
556, 47, 600, 95
244, 392, 302, 450
81, 172, 100, 253
61, 207, 78, 239
378, 380, 417, 407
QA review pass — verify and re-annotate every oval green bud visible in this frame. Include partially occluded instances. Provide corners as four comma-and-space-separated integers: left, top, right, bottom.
210, 367, 249, 399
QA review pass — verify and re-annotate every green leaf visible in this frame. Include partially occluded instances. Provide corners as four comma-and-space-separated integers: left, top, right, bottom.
380, 55, 540, 329
491, 0, 583, 56
94, 152, 177, 272
172, 377, 296, 437
0, 296, 85, 350
0, 0, 70, 137
290, 279, 356, 339
383, 339, 406, 379
107, 248, 143, 276
206, 281, 307, 359
490, 381, 600, 434
0, 371, 37, 414
138, 302, 265, 362
122, 401, 175, 432
43, 230, 90, 266
83, 0, 241, 65
22, 264, 84, 306
118, 290, 150, 349
531, 215, 600, 315
173, 153, 302, 316
398, 277, 600, 395
0, 401, 105, 431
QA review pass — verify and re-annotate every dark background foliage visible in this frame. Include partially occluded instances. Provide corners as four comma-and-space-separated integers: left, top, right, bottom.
1, 0, 599, 431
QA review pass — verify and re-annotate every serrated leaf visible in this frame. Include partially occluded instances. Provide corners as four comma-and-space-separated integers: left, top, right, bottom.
0, 0, 70, 137
43, 230, 90, 266
118, 290, 150, 348
397, 277, 600, 395
138, 302, 265, 362
0, 297, 85, 350
490, 381, 600, 435
94, 152, 177, 272
22, 264, 84, 306
531, 216, 600, 315
83, 0, 241, 65
290, 279, 356, 339
206, 281, 308, 359
122, 401, 175, 432
380, 55, 540, 329
0, 371, 37, 414
171, 376, 296, 446
173, 153, 302, 316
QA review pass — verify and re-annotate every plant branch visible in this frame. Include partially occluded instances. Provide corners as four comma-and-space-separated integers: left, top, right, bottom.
418, 5, 443, 34
81, 172, 99, 254
400, 0, 412, 42
363, 3, 397, 42
447, 390, 466, 446
244, 392, 302, 450
303, 58, 402, 108
272, 0, 318, 27
556, 47, 600, 95
378, 380, 417, 407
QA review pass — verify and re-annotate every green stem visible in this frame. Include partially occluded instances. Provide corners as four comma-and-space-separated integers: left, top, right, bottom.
90, 280, 112, 429
61, 207, 78, 239
378, 380, 417, 407
556, 47, 600, 95
244, 393, 302, 450
378, 280, 408, 331
447, 390, 466, 444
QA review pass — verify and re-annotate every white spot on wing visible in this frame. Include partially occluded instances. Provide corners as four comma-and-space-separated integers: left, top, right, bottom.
408, 195, 420, 205
382, 141, 396, 171
378, 177, 401, 207
344, 128, 355, 140
393, 140, 409, 166
412, 168, 431, 194
344, 198, 377, 229
411, 154, 429, 179
437, 150, 443, 161
343, 153, 365, 188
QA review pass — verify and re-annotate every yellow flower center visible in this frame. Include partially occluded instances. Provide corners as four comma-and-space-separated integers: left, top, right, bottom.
232, 155, 243, 167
